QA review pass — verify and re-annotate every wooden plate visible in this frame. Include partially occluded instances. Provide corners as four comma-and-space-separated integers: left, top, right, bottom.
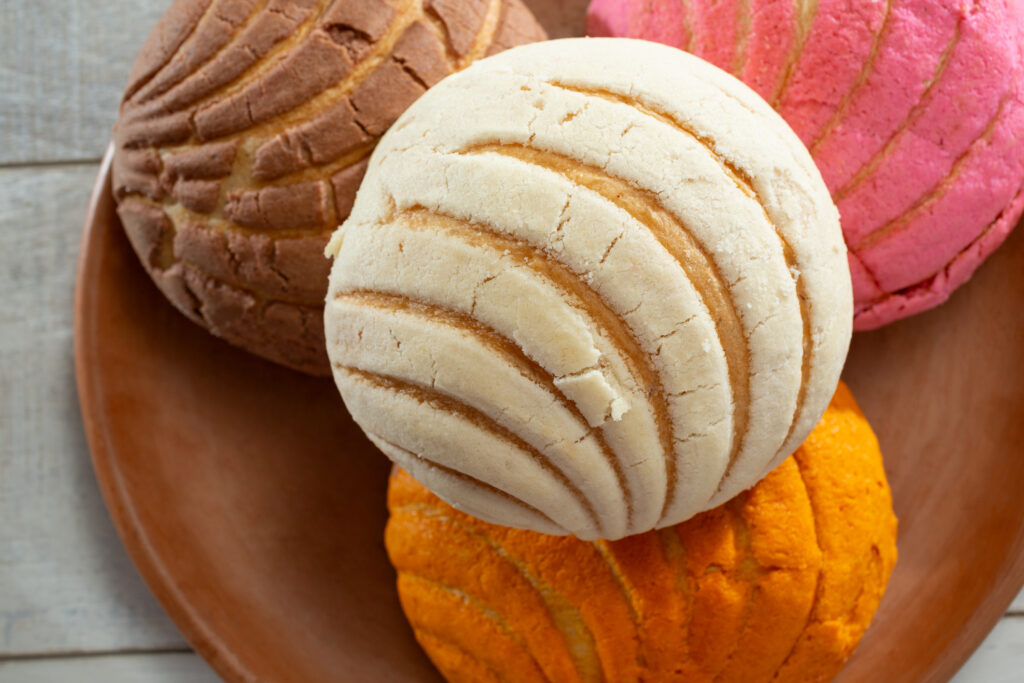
76, 3, 1024, 680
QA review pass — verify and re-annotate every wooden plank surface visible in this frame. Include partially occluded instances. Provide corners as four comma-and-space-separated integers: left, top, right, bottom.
0, 0, 586, 167
0, 653, 217, 683
0, 615, 1021, 683
0, 165, 187, 655
0, 2, 166, 165
953, 616, 1024, 682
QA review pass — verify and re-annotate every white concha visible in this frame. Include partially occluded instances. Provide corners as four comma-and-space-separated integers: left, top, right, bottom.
324, 38, 853, 541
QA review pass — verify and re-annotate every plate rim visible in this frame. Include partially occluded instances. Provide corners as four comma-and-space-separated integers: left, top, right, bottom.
74, 145, 253, 683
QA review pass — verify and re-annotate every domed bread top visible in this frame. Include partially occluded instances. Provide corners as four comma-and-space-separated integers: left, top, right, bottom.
588, 0, 1024, 330
325, 38, 853, 539
112, 0, 547, 375
385, 382, 898, 683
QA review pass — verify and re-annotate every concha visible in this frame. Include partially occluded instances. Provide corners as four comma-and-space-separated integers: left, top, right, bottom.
112, 0, 546, 374
326, 38, 853, 539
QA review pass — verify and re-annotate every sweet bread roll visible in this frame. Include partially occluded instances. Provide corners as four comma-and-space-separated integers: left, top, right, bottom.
386, 382, 898, 683
325, 38, 853, 539
112, 0, 547, 374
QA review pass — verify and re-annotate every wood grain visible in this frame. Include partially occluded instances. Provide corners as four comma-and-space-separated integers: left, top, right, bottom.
0, 165, 186, 655
0, 2, 165, 165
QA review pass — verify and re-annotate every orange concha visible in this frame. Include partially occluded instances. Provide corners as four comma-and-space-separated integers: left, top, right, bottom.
385, 382, 898, 682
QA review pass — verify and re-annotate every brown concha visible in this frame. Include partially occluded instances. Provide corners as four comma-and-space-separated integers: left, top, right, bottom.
112, 0, 547, 374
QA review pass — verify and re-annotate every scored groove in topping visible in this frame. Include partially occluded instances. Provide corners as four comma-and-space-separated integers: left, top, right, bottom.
853, 91, 1013, 252
377, 436, 564, 535
398, 572, 548, 678
390, 500, 605, 680
768, 237, 813, 470
548, 82, 756, 198
732, 0, 752, 77
122, 0, 217, 102
335, 289, 634, 530
805, 0, 895, 155
592, 540, 645, 667
831, 23, 962, 202
129, 0, 266, 107
680, 0, 697, 53
462, 0, 505, 63
340, 366, 605, 537
658, 525, 695, 659
712, 499, 758, 679
769, 450, 826, 680
770, 0, 821, 106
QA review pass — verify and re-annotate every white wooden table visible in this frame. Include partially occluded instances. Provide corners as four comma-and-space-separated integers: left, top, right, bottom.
0, 1, 1021, 680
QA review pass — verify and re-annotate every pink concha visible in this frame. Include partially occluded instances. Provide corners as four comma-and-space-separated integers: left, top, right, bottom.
587, 0, 1024, 330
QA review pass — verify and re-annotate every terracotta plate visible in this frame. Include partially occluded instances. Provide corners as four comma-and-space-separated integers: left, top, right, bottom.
76, 3, 1024, 680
